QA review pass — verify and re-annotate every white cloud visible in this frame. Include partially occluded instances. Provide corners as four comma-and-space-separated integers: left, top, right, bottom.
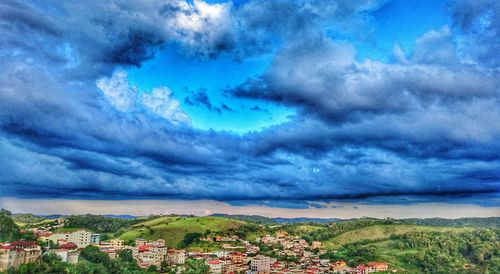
164, 0, 236, 56
141, 86, 191, 124
96, 70, 190, 124
96, 70, 136, 112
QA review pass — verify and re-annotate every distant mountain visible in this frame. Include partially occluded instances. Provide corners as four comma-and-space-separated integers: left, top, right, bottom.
273, 217, 343, 224
211, 214, 344, 224
103, 214, 138, 219
39, 214, 66, 219
211, 214, 277, 224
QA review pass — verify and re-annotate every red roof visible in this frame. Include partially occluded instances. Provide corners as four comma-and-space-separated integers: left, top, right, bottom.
207, 259, 220, 265
367, 261, 388, 267
60, 242, 78, 249
138, 246, 150, 252
11, 241, 38, 247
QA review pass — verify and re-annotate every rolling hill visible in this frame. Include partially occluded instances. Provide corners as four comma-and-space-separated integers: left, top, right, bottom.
323, 224, 472, 248
118, 216, 246, 247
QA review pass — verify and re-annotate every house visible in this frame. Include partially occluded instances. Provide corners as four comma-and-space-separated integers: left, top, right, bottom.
250, 255, 275, 273
49, 242, 80, 264
135, 238, 147, 247
311, 241, 322, 249
367, 262, 388, 272
207, 259, 222, 274
109, 239, 124, 250
231, 252, 244, 264
166, 249, 186, 265
132, 241, 168, 269
90, 234, 100, 245
40, 230, 92, 248
276, 231, 288, 238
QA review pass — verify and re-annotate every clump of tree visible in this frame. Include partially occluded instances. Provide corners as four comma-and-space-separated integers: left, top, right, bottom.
183, 258, 209, 274
178, 232, 202, 248
0, 209, 21, 242
64, 214, 144, 234
0, 209, 36, 242
402, 217, 500, 228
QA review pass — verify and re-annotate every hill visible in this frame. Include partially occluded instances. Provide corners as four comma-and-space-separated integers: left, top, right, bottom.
118, 216, 246, 247
323, 224, 472, 248
12, 213, 46, 225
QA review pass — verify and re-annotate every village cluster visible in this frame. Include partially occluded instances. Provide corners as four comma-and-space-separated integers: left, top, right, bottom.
1, 220, 389, 273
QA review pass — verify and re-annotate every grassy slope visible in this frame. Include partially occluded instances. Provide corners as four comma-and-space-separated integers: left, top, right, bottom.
324, 224, 472, 248
118, 216, 245, 247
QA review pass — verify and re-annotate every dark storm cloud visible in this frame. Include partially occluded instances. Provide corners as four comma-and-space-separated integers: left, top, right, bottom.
0, 0, 499, 203
185, 90, 234, 114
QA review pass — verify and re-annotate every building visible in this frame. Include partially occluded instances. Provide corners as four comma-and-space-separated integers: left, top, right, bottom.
0, 241, 42, 271
147, 239, 165, 247
135, 238, 147, 247
40, 230, 92, 248
250, 255, 274, 273
166, 249, 186, 265
311, 241, 322, 249
109, 239, 124, 250
90, 234, 100, 245
207, 259, 222, 273
132, 244, 167, 268
276, 231, 288, 238
367, 262, 388, 272
49, 242, 80, 264
231, 252, 244, 264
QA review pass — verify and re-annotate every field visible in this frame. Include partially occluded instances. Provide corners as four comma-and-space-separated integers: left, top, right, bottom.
118, 216, 245, 247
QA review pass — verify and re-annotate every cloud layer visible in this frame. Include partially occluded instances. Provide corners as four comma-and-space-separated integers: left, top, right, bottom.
0, 0, 499, 204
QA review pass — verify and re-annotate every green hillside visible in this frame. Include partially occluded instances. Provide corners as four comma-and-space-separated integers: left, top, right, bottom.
324, 224, 472, 248
118, 216, 245, 247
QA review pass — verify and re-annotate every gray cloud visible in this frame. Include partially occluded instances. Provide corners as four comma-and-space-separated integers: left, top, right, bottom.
0, 0, 498, 203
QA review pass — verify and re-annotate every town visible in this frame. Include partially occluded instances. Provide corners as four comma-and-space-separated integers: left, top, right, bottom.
1, 217, 390, 274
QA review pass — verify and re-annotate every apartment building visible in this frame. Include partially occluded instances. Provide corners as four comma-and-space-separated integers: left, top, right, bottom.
0, 241, 42, 271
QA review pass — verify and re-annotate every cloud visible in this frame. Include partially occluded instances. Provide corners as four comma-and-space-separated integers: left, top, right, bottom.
96, 70, 191, 123
185, 89, 234, 114
162, 0, 236, 58
0, 0, 498, 204
450, 0, 500, 67
96, 71, 137, 112
141, 87, 191, 124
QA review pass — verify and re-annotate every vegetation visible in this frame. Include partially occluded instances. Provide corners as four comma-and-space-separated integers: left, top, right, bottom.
0, 209, 21, 242
118, 216, 245, 247
11, 214, 46, 225
2, 212, 499, 273
323, 224, 471, 248
183, 258, 209, 274
402, 217, 500, 228
320, 229, 499, 273
0, 210, 36, 242
64, 214, 146, 234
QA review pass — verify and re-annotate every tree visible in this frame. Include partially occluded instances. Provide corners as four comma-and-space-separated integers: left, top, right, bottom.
0, 209, 21, 241
178, 232, 202, 248
147, 265, 157, 272
80, 245, 111, 265
184, 258, 209, 274
118, 249, 135, 263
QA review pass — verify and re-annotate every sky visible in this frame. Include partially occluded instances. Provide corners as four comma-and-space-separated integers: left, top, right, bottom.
0, 0, 499, 216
